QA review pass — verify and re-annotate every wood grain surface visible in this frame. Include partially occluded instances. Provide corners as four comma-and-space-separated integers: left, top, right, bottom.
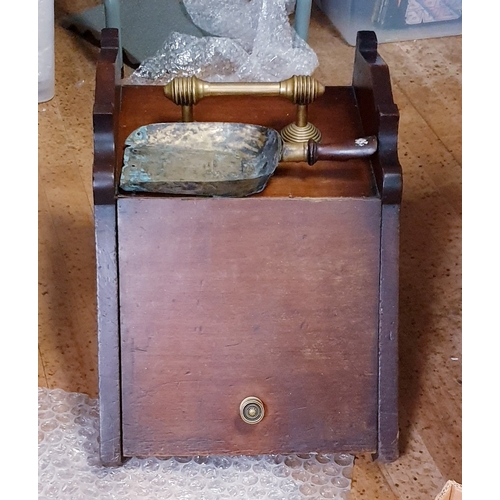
118, 197, 381, 457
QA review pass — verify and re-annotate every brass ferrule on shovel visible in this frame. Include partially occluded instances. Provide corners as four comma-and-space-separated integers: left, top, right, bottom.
163, 75, 325, 143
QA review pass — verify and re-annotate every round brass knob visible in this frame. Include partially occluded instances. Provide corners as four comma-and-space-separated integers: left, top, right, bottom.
239, 397, 265, 424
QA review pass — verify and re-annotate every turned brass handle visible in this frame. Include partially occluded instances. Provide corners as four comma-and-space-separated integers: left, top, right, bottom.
239, 397, 265, 424
164, 75, 325, 142
164, 75, 325, 106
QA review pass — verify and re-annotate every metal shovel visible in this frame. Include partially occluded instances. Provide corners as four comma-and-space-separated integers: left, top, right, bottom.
120, 122, 377, 197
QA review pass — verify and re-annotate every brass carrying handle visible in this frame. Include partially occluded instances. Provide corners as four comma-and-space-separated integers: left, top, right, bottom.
164, 75, 325, 105
282, 136, 378, 164
164, 75, 325, 126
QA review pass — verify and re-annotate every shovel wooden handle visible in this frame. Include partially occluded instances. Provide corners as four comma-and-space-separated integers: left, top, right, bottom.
307, 136, 378, 164
281, 136, 378, 164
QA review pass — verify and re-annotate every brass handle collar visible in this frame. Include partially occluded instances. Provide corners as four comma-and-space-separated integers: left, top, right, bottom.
278, 75, 325, 105
164, 75, 207, 106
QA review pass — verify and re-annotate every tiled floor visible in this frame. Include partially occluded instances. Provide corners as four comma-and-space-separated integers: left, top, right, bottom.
38, 2, 461, 499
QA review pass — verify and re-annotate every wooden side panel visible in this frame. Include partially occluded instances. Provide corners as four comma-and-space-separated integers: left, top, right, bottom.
94, 204, 122, 465
375, 204, 400, 462
352, 31, 402, 205
352, 32, 402, 461
118, 197, 382, 457
93, 28, 121, 206
92, 29, 122, 465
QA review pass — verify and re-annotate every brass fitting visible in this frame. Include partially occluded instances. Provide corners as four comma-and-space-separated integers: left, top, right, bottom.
163, 75, 325, 143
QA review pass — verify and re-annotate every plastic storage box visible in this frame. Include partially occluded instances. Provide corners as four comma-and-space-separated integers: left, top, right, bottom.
38, 0, 55, 102
314, 0, 462, 45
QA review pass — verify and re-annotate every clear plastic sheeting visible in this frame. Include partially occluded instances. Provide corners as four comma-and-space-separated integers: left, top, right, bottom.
38, 387, 354, 499
127, 0, 318, 84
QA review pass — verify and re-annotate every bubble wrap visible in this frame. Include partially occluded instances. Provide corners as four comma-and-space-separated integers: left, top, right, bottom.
38, 387, 353, 499
128, 0, 318, 84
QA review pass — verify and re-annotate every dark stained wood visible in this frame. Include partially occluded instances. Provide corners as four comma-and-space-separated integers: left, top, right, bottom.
118, 197, 382, 457
352, 31, 402, 461
92, 28, 122, 465
308, 135, 378, 164
352, 31, 402, 205
94, 205, 122, 466
374, 204, 400, 462
93, 28, 121, 206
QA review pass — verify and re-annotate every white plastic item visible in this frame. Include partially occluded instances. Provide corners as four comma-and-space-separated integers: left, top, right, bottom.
38, 0, 55, 102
